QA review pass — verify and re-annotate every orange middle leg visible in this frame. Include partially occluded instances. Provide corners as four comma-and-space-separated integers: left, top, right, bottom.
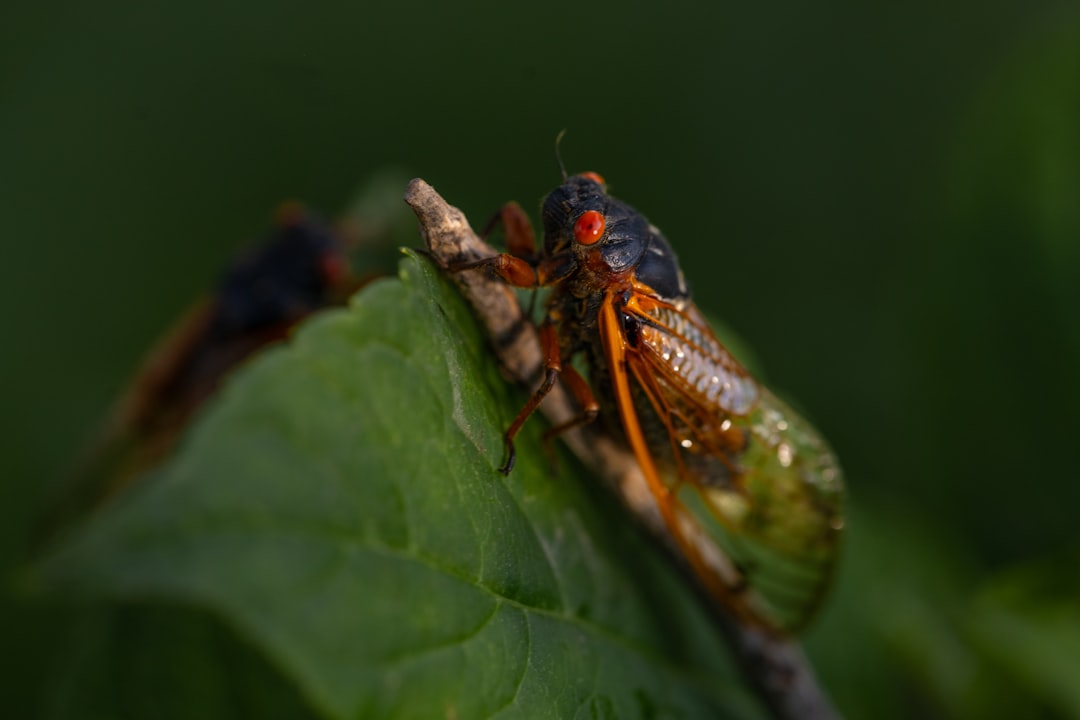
499, 319, 562, 474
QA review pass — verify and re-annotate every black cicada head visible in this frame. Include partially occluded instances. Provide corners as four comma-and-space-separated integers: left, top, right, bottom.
541, 172, 688, 301
541, 173, 651, 274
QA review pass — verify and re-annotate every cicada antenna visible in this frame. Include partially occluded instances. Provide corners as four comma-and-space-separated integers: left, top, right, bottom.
554, 129, 568, 181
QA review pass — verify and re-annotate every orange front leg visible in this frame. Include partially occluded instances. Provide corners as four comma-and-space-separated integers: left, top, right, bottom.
478, 201, 537, 259
457, 201, 541, 288
451, 252, 539, 288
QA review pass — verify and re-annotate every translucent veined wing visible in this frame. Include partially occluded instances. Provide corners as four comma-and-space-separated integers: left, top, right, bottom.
600, 290, 844, 632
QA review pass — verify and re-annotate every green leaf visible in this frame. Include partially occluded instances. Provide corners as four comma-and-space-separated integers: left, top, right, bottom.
43, 603, 316, 720
32, 253, 761, 719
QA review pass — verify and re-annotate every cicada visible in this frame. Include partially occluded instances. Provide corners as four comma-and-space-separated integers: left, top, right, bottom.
98, 203, 354, 481
39, 204, 356, 543
458, 171, 844, 633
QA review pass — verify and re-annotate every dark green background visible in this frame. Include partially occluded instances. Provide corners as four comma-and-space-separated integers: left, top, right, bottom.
4, 0, 1079, 717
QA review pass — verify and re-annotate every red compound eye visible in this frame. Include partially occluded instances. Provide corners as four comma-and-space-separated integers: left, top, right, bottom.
580, 171, 606, 185
573, 210, 605, 245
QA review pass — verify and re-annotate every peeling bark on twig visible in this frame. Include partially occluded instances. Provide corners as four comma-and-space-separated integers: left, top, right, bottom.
405, 178, 839, 720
